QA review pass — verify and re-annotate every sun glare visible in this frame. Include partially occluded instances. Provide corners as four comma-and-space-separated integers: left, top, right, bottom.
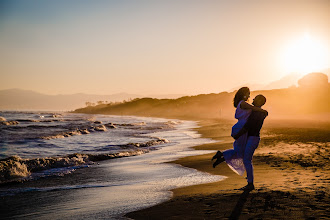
282, 33, 328, 75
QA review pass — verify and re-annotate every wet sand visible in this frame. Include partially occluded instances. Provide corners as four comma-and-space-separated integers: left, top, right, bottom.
126, 119, 330, 219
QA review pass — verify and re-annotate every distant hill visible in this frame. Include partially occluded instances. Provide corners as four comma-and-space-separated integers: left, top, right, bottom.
74, 73, 330, 120
229, 73, 301, 91
0, 89, 187, 111
0, 89, 143, 111
230, 69, 330, 92
2, 72, 329, 115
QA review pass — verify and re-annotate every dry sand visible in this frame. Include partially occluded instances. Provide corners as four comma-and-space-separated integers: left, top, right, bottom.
126, 119, 330, 219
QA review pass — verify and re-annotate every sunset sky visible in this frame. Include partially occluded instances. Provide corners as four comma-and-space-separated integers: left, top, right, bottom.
1, 0, 329, 96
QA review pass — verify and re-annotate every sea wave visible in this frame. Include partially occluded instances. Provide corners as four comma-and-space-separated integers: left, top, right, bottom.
0, 121, 19, 126
40, 124, 115, 140
0, 138, 169, 184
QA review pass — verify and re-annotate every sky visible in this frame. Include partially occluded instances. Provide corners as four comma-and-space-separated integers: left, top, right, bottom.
0, 0, 329, 96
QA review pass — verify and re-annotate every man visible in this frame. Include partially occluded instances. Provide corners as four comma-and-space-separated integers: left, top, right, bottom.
233, 94, 267, 191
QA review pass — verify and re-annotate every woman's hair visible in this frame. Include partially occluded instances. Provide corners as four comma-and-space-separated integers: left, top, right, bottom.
233, 87, 250, 108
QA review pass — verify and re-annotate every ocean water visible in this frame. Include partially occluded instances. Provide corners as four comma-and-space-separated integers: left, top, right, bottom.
0, 111, 224, 219
0, 111, 173, 160
0, 111, 175, 183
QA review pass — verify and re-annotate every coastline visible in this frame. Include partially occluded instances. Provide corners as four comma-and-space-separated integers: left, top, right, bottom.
2, 110, 328, 219
126, 119, 330, 219
0, 115, 226, 219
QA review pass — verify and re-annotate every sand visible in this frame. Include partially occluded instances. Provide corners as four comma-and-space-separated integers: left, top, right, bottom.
126, 119, 330, 219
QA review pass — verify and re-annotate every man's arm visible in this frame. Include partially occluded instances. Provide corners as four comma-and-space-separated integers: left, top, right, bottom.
233, 127, 248, 140
240, 101, 268, 116
233, 111, 267, 140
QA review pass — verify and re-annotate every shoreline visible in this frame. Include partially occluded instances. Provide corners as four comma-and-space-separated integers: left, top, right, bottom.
0, 115, 226, 219
2, 111, 328, 219
126, 119, 330, 219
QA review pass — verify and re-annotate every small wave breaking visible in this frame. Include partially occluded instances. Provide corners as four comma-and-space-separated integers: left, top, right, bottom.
0, 138, 169, 184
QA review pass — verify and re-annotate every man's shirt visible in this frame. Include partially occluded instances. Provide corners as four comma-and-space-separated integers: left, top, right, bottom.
244, 111, 267, 137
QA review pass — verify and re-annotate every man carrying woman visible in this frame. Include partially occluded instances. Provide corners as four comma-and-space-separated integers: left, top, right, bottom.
212, 87, 268, 191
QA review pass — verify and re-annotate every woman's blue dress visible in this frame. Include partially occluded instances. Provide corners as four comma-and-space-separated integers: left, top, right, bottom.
223, 100, 251, 175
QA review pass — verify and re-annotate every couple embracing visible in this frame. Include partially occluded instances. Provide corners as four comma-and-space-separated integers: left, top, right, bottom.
212, 87, 268, 191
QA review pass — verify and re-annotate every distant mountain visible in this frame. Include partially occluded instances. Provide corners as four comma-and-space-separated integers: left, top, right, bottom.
0, 89, 189, 111
229, 83, 265, 92
228, 74, 300, 92
264, 73, 301, 89
148, 94, 187, 99
230, 70, 330, 92
75, 73, 330, 119
0, 89, 143, 111
2, 71, 329, 112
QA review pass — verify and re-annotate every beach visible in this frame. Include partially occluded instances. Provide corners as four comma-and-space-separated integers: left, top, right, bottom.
2, 0, 330, 219
1, 112, 329, 219
0, 112, 223, 219
126, 118, 330, 219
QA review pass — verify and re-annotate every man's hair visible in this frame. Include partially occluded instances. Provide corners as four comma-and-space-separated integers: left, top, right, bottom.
255, 94, 266, 106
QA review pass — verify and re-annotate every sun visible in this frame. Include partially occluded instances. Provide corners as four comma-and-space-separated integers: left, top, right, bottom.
281, 33, 328, 76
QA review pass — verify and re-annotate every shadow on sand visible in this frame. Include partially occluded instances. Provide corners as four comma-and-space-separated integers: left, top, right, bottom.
229, 189, 251, 219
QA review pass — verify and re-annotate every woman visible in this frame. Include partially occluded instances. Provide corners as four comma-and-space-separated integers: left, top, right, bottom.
211, 87, 267, 176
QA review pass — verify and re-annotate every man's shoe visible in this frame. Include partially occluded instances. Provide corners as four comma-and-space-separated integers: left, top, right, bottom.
211, 151, 223, 161
239, 183, 255, 191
